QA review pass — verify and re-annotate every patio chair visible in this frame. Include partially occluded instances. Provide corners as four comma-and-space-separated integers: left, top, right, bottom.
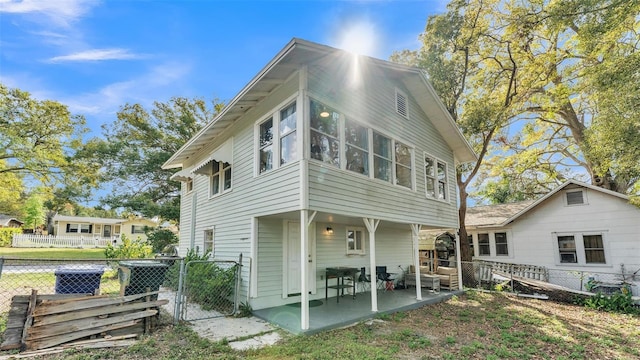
376, 266, 395, 291
357, 267, 371, 291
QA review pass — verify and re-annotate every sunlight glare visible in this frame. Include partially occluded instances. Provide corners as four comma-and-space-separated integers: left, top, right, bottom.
335, 20, 378, 57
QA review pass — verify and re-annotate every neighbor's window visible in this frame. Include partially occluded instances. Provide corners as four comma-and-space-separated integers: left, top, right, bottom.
425, 155, 448, 200
310, 99, 340, 167
583, 234, 605, 264
204, 228, 214, 254
373, 132, 392, 182
495, 232, 509, 256
395, 141, 412, 188
558, 235, 577, 263
346, 228, 365, 255
345, 119, 369, 175
66, 224, 92, 233
478, 233, 490, 256
467, 235, 474, 258
131, 225, 145, 234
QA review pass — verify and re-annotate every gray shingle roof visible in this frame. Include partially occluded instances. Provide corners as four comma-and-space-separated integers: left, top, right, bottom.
465, 200, 535, 227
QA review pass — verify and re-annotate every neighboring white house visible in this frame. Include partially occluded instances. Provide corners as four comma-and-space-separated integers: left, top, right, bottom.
52, 215, 157, 242
162, 38, 476, 330
466, 180, 640, 295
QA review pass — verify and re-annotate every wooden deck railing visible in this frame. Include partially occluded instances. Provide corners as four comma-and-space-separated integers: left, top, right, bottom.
12, 234, 113, 248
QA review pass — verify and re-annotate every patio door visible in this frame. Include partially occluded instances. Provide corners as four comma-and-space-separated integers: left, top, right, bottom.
285, 221, 316, 297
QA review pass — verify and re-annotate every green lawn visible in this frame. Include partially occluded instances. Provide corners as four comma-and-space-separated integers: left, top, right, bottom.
9, 292, 638, 360
0, 247, 106, 259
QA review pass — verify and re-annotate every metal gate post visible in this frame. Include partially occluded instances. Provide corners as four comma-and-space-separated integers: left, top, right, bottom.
174, 258, 185, 323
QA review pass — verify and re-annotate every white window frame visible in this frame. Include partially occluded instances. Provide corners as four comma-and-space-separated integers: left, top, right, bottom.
209, 161, 232, 198
553, 232, 609, 266
307, 97, 415, 191
494, 232, 509, 256
255, 95, 299, 176
477, 233, 490, 256
424, 153, 449, 201
565, 189, 587, 206
346, 227, 366, 255
204, 228, 214, 255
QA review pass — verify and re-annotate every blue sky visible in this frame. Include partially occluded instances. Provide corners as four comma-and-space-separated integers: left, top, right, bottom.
1, 0, 447, 137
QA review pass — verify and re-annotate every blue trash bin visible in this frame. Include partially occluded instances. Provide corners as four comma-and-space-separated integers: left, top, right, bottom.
54, 265, 105, 294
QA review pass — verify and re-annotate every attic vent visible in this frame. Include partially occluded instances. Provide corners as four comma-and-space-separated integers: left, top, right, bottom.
566, 190, 584, 205
396, 89, 408, 118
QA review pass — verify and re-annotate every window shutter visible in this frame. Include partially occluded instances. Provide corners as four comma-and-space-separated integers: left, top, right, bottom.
66, 224, 70, 232
566, 191, 584, 205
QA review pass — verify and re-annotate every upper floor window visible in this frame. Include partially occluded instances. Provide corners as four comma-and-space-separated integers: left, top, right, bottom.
210, 161, 232, 197
345, 120, 369, 175
425, 154, 448, 200
258, 101, 298, 174
308, 98, 414, 189
310, 100, 340, 167
346, 228, 365, 255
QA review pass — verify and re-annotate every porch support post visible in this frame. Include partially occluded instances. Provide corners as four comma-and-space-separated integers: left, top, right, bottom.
410, 224, 422, 300
300, 210, 311, 330
363, 217, 380, 312
454, 231, 463, 291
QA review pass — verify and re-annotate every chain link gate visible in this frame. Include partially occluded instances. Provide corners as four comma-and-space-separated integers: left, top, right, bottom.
177, 258, 241, 321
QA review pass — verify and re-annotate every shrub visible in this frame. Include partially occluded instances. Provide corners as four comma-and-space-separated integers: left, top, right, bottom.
583, 290, 639, 314
145, 228, 178, 253
104, 234, 153, 259
0, 228, 21, 247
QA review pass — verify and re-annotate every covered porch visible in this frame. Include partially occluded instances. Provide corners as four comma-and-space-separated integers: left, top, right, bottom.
253, 288, 461, 334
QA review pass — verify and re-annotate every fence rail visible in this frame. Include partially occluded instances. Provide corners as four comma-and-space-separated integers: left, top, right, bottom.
12, 234, 113, 248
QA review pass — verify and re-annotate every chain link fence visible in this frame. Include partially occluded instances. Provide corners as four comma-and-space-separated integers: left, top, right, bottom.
460, 260, 639, 300
0, 256, 243, 344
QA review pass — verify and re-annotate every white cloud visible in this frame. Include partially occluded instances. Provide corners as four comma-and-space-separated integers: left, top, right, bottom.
0, 0, 98, 26
49, 48, 144, 62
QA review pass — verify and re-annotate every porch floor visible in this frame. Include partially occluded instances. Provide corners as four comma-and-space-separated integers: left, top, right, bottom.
253, 288, 462, 335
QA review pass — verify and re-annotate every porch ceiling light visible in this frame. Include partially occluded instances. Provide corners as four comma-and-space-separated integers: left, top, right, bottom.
326, 226, 334, 235
319, 110, 330, 118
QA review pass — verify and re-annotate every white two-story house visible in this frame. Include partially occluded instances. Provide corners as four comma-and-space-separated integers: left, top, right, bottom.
163, 38, 476, 330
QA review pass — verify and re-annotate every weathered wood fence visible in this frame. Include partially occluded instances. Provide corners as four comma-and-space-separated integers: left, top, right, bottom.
12, 234, 112, 248
474, 260, 549, 282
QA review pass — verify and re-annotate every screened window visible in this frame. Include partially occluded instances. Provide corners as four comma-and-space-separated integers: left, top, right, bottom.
566, 190, 585, 205
259, 118, 274, 173
558, 235, 577, 263
395, 141, 412, 188
131, 225, 145, 234
66, 223, 92, 233
425, 154, 448, 200
495, 232, 508, 256
583, 235, 605, 264
346, 228, 365, 255
373, 132, 392, 182
310, 99, 340, 167
345, 120, 369, 175
204, 228, 214, 254
478, 233, 490, 256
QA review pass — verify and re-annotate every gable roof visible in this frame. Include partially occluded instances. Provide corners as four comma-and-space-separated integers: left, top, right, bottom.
0, 214, 23, 227
466, 180, 631, 228
162, 38, 476, 170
